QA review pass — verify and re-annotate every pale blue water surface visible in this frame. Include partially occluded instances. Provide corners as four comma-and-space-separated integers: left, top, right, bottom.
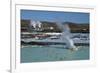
21, 45, 89, 63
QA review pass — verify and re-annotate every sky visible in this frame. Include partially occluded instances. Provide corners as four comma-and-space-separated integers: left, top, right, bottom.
21, 9, 90, 24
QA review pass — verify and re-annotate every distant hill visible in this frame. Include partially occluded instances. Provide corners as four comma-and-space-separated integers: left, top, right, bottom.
21, 20, 89, 33
63, 22, 89, 33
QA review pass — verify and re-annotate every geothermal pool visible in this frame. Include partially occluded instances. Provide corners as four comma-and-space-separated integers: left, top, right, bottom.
21, 45, 89, 63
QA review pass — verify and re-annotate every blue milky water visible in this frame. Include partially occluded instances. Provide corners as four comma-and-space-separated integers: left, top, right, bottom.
21, 45, 89, 63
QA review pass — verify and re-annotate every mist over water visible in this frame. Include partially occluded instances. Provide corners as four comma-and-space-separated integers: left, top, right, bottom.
56, 21, 77, 50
